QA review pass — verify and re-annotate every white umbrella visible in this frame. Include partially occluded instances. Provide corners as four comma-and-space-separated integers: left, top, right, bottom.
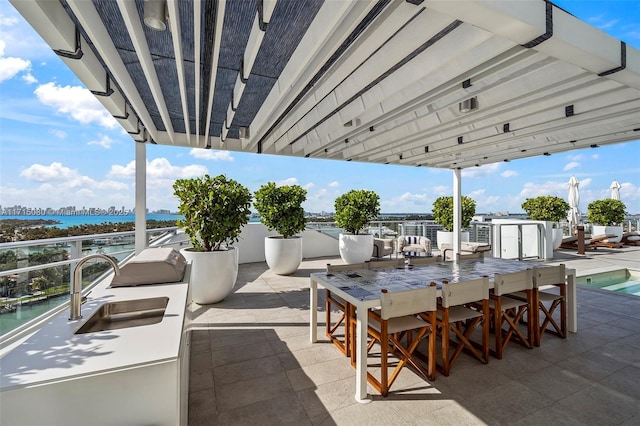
567, 176, 580, 233
610, 180, 621, 200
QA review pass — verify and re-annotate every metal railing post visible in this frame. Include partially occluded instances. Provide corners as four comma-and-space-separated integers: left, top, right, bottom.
517, 224, 523, 260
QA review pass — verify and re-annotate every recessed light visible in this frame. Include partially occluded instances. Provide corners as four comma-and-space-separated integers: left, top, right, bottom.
459, 97, 477, 113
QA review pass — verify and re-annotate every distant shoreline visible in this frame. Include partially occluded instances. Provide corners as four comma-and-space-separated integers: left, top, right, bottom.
0, 214, 183, 229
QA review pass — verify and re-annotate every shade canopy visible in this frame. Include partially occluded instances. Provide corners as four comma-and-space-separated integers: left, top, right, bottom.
610, 180, 622, 200
10, 0, 640, 169
567, 175, 580, 232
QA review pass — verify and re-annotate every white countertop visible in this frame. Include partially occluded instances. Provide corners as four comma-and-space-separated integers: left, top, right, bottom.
0, 267, 190, 391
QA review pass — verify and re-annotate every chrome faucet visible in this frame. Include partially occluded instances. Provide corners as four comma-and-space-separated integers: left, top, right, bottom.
70, 254, 120, 321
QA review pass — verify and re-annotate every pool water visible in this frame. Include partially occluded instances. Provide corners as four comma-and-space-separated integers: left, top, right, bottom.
577, 269, 640, 296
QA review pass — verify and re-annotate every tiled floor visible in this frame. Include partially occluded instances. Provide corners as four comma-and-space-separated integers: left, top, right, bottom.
188, 247, 640, 425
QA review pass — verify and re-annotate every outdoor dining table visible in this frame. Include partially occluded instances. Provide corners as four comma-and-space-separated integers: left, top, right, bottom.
309, 257, 576, 402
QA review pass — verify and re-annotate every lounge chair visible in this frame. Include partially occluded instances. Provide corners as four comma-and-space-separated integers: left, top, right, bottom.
621, 232, 640, 246
440, 242, 491, 260
592, 238, 624, 249
397, 236, 432, 257
372, 238, 394, 259
559, 234, 617, 250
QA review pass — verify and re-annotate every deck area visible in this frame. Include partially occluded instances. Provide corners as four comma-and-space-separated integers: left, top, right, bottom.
187, 247, 640, 425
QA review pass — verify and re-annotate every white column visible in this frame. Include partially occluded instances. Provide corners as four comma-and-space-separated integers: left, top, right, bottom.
309, 277, 318, 343
135, 142, 147, 254
453, 168, 462, 259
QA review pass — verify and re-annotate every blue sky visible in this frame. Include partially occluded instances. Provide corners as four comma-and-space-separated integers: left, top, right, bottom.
0, 0, 638, 214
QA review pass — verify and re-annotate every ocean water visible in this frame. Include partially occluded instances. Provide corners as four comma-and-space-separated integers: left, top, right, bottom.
0, 213, 263, 228
0, 214, 181, 228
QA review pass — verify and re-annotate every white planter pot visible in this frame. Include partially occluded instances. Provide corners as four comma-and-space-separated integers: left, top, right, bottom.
436, 230, 469, 250
592, 225, 623, 243
180, 247, 238, 304
552, 228, 564, 250
339, 233, 374, 264
265, 236, 302, 275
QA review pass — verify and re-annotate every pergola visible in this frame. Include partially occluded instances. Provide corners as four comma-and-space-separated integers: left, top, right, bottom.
11, 0, 640, 255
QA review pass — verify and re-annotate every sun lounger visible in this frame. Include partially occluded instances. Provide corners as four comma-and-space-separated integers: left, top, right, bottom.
559, 234, 617, 250
440, 242, 491, 260
592, 238, 624, 249
621, 232, 640, 246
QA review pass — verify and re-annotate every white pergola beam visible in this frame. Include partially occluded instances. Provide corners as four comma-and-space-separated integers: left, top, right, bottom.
117, 0, 175, 144
67, 0, 160, 143
168, 0, 192, 145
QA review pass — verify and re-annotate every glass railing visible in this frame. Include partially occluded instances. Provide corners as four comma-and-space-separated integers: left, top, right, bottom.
0, 227, 178, 342
306, 220, 493, 246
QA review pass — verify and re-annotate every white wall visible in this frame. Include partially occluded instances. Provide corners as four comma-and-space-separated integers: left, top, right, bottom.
235, 223, 339, 264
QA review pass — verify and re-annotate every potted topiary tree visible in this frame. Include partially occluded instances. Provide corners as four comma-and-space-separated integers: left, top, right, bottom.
587, 199, 626, 243
432, 195, 476, 250
334, 189, 380, 263
173, 174, 252, 304
254, 182, 307, 275
521, 195, 570, 249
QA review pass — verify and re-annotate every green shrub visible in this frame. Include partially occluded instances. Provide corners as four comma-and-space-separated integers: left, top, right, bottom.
432, 196, 476, 232
521, 195, 570, 223
334, 190, 380, 235
587, 199, 626, 226
173, 174, 252, 251
254, 182, 307, 238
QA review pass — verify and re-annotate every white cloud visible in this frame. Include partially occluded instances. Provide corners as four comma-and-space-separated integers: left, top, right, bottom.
275, 177, 298, 186
563, 161, 580, 171
431, 185, 450, 196
34, 82, 118, 129
108, 158, 208, 181
189, 148, 234, 161
380, 192, 430, 213
0, 55, 31, 82
501, 170, 518, 178
468, 189, 500, 210
0, 39, 35, 83
49, 129, 67, 139
328, 181, 340, 187
21, 73, 36, 84
303, 182, 315, 191
0, 16, 19, 27
0, 6, 54, 59
587, 15, 621, 30
88, 135, 115, 149
304, 187, 341, 213
461, 163, 500, 178
518, 181, 567, 200
20, 162, 77, 182
567, 154, 584, 161
591, 154, 599, 160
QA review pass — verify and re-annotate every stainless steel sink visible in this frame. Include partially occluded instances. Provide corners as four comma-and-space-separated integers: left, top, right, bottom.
75, 297, 169, 334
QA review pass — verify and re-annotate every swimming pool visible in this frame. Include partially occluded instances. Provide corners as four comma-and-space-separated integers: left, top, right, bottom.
577, 269, 640, 296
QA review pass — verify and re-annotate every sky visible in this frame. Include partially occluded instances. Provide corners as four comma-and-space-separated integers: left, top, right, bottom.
0, 0, 639, 215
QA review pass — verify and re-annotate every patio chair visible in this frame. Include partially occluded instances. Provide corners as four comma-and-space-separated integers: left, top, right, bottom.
437, 277, 490, 376
510, 264, 566, 346
533, 264, 567, 345
364, 284, 438, 396
325, 262, 369, 356
397, 236, 432, 257
487, 269, 534, 359
372, 237, 394, 259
